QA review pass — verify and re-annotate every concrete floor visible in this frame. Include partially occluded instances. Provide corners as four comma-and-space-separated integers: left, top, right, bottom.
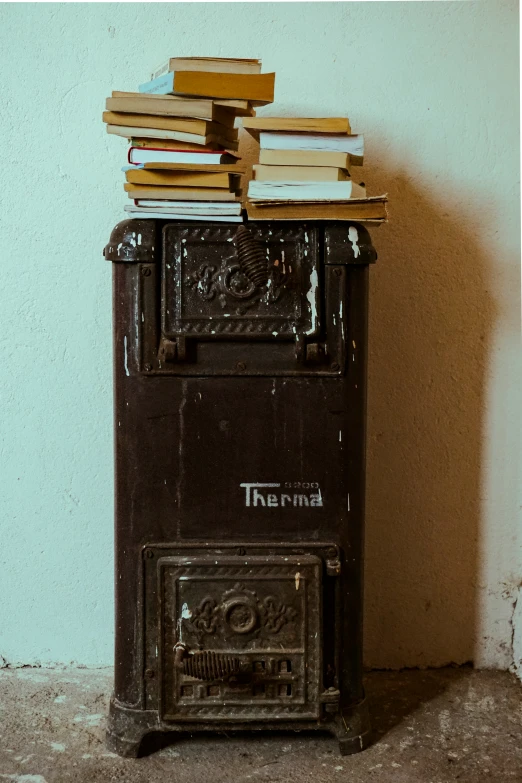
0, 667, 521, 782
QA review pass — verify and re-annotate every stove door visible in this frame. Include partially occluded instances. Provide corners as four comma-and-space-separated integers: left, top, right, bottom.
156, 554, 322, 722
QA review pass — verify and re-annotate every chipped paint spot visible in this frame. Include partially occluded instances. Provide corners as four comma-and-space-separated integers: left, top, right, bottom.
181, 603, 192, 619
123, 336, 129, 376
348, 226, 360, 257
306, 268, 319, 335
50, 743, 65, 753
53, 695, 66, 704
295, 572, 301, 590
137, 233, 142, 245
339, 431, 342, 442
347, 494, 350, 512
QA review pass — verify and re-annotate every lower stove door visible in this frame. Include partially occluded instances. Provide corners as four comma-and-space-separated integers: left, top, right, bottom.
155, 554, 323, 722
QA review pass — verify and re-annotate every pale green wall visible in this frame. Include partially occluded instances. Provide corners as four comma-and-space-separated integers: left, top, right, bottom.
0, 1, 519, 669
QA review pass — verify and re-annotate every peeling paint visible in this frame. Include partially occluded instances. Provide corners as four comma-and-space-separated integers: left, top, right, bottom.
123, 336, 129, 376
306, 268, 319, 335
348, 226, 360, 257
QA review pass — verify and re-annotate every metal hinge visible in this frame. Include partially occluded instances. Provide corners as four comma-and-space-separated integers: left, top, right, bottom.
320, 687, 340, 714
158, 336, 187, 364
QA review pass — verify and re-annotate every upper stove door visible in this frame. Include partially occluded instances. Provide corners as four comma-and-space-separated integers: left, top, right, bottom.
162, 223, 320, 342
143, 221, 347, 376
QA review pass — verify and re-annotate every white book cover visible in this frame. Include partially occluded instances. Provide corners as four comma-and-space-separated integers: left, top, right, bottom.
259, 133, 364, 156
247, 180, 367, 201
133, 200, 242, 214
124, 207, 242, 222
129, 149, 229, 165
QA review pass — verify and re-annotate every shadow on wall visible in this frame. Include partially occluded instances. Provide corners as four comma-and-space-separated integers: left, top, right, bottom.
361, 146, 495, 669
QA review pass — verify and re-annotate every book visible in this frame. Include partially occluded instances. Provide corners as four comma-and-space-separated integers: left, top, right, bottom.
128, 147, 240, 165
242, 117, 351, 135
253, 164, 349, 182
125, 168, 237, 189
259, 149, 356, 168
260, 132, 364, 156
139, 71, 275, 103
245, 196, 388, 222
107, 92, 236, 126
214, 99, 256, 117
103, 111, 238, 143
118, 92, 256, 117
130, 201, 242, 214
124, 184, 240, 201
123, 210, 243, 222
125, 162, 246, 173
247, 181, 366, 202
131, 137, 238, 152
151, 57, 262, 80
106, 125, 239, 150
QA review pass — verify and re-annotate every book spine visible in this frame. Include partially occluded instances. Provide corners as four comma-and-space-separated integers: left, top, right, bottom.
139, 71, 175, 95
150, 60, 171, 80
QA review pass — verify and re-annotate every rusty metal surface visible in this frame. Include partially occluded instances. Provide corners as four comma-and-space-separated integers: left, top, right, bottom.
155, 554, 322, 722
161, 223, 319, 342
104, 219, 159, 263
107, 218, 375, 757
324, 223, 377, 265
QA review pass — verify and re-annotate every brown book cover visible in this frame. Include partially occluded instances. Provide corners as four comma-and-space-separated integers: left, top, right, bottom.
137, 161, 246, 173
151, 57, 262, 79
245, 196, 388, 222
253, 164, 349, 182
109, 92, 236, 125
103, 111, 237, 142
168, 71, 275, 103
259, 149, 360, 168
124, 183, 240, 201
125, 169, 236, 189
106, 125, 239, 150
130, 137, 239, 154
243, 117, 351, 135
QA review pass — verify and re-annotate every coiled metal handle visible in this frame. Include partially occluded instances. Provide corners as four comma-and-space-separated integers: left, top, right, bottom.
235, 225, 269, 288
174, 643, 241, 682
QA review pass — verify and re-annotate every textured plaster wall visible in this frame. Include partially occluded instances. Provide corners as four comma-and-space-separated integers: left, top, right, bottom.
0, 1, 519, 670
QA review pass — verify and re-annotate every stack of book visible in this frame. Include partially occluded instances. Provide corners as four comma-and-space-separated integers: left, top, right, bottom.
103, 57, 275, 222
242, 117, 387, 222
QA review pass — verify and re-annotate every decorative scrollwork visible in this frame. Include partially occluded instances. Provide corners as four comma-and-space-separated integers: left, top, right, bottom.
259, 596, 297, 634
186, 264, 219, 301
185, 244, 290, 311
186, 583, 296, 638
189, 597, 220, 634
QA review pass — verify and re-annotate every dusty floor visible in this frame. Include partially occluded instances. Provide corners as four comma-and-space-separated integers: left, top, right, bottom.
0, 667, 521, 782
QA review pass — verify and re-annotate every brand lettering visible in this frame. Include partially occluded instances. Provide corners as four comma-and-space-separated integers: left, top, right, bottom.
240, 482, 323, 509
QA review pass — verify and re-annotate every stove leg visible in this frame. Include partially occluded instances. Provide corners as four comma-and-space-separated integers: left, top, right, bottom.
106, 696, 159, 758
106, 730, 145, 759
333, 698, 372, 755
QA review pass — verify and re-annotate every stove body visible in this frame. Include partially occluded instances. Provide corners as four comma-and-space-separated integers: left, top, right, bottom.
104, 219, 376, 757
